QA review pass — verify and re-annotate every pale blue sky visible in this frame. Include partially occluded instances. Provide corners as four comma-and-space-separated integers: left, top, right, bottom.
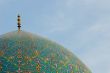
0, 0, 110, 73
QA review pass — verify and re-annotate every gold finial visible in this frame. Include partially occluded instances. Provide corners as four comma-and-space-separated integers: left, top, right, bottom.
17, 14, 21, 31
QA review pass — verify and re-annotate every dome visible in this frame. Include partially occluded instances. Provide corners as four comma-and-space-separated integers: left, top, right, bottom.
0, 31, 91, 73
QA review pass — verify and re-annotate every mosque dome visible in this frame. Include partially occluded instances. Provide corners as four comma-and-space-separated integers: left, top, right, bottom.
0, 31, 91, 73
0, 15, 91, 73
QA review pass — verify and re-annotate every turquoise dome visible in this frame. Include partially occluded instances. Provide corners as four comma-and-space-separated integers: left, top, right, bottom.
0, 31, 91, 73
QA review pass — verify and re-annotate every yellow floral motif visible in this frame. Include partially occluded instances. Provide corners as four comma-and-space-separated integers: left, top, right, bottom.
36, 63, 41, 72
0, 65, 2, 71
24, 56, 30, 61
34, 50, 40, 56
9, 56, 14, 60
71, 71, 74, 73
44, 57, 49, 63
0, 51, 4, 56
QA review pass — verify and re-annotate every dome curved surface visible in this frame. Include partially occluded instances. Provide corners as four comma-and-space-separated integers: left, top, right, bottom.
0, 31, 91, 73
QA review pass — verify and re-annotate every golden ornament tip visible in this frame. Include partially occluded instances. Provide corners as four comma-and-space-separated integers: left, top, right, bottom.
17, 14, 21, 31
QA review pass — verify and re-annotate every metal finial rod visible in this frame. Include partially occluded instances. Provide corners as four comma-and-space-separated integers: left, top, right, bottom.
17, 14, 21, 31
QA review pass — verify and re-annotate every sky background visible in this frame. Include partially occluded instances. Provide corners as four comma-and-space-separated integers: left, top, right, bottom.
0, 0, 110, 73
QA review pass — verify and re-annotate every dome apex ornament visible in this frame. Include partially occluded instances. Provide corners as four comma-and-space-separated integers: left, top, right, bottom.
17, 14, 21, 31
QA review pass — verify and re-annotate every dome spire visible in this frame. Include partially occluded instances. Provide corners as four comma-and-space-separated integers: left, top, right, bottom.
17, 14, 21, 31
